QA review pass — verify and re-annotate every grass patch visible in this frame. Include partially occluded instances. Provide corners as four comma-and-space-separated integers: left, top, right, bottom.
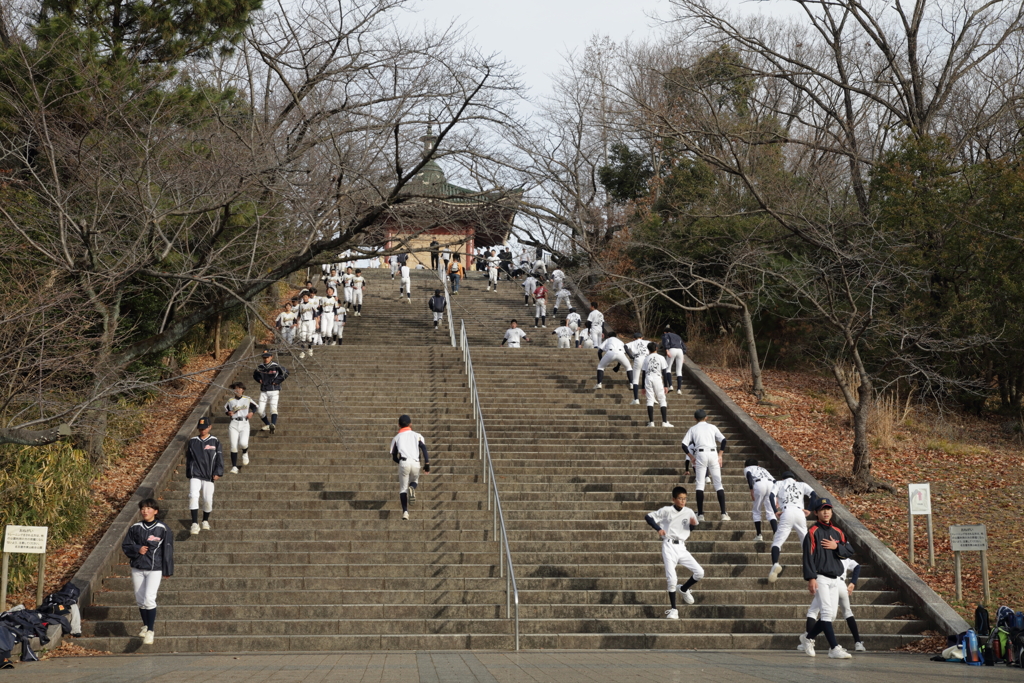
924, 438, 988, 457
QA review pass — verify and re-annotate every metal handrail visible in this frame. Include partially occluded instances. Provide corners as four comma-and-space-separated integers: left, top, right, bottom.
432, 262, 457, 348
459, 319, 520, 650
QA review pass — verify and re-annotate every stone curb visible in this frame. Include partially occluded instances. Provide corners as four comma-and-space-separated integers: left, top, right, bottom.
683, 360, 969, 637
71, 337, 255, 608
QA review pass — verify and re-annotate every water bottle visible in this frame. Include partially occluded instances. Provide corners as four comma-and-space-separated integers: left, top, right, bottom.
964, 629, 982, 665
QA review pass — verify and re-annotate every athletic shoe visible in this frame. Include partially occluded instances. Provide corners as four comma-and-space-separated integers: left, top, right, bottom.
705, 477, 712, 484
201, 520, 210, 531
534, 325, 538, 328
828, 646, 852, 659
269, 424, 276, 434
230, 466, 240, 474
242, 453, 249, 466
402, 511, 409, 520
855, 642, 866, 652
768, 563, 783, 582
697, 514, 705, 522
142, 630, 155, 645
679, 589, 695, 605
797, 643, 806, 652
647, 422, 656, 427
299, 351, 305, 359
408, 487, 416, 502
799, 633, 815, 657
676, 389, 682, 395
630, 399, 640, 405
308, 348, 313, 357
486, 287, 491, 292
190, 523, 200, 535
753, 534, 763, 542
664, 609, 679, 620
720, 513, 731, 521
542, 325, 547, 328
595, 383, 602, 389
139, 625, 150, 637
260, 425, 270, 431
662, 422, 674, 428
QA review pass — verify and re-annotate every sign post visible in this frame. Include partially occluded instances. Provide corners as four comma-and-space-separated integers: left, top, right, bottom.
908, 483, 934, 567
1, 525, 49, 609
950, 524, 989, 604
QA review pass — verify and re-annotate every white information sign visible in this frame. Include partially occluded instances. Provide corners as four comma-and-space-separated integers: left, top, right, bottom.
908, 483, 932, 516
950, 524, 987, 552
3, 525, 48, 554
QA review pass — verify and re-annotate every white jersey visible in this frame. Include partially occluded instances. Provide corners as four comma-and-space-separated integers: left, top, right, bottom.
276, 311, 297, 328
390, 428, 426, 462
352, 276, 366, 290
600, 337, 625, 354
487, 255, 500, 269
296, 301, 318, 321
551, 269, 564, 282
566, 312, 581, 327
224, 395, 256, 419
400, 265, 410, 279
681, 421, 725, 455
648, 504, 698, 542
319, 295, 339, 314
744, 465, 774, 485
588, 310, 605, 329
771, 478, 816, 510
642, 353, 669, 375
578, 327, 591, 342
343, 273, 354, 288
327, 275, 343, 292
840, 558, 859, 582
503, 328, 529, 348
553, 325, 573, 340
626, 339, 649, 361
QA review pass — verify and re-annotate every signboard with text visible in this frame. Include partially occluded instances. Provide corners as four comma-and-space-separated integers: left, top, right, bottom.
908, 483, 932, 515
950, 524, 987, 552
2, 525, 48, 554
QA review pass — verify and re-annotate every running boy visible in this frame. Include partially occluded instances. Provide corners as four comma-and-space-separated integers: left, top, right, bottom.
351, 269, 366, 315
743, 458, 777, 541
501, 320, 530, 348
342, 266, 355, 307
275, 302, 297, 346
319, 287, 341, 344
681, 409, 729, 521
768, 471, 817, 582
295, 292, 319, 358
399, 262, 412, 303
645, 486, 703, 618
121, 498, 173, 645
390, 414, 430, 520
186, 417, 223, 534
428, 289, 447, 330
587, 302, 605, 352
486, 250, 500, 292
533, 280, 548, 328
799, 498, 855, 659
625, 333, 650, 404
225, 382, 258, 473
253, 351, 289, 433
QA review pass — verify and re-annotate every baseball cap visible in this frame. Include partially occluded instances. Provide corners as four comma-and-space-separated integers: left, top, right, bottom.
261, 351, 273, 358
817, 498, 834, 510
197, 417, 212, 429
633, 332, 643, 338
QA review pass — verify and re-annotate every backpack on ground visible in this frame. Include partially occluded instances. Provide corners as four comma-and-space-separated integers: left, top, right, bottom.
976, 604, 991, 637
989, 626, 1013, 664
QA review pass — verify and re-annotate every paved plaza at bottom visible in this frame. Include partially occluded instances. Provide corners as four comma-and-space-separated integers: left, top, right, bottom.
3, 650, 1018, 682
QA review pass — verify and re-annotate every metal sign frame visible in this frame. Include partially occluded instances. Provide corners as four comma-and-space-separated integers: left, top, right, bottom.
949, 524, 989, 603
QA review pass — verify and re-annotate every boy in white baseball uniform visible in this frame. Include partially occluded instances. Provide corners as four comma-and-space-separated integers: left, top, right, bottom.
768, 471, 817, 582
326, 268, 343, 297
342, 267, 355, 307
486, 250, 500, 291
566, 308, 581, 345
640, 343, 673, 427
799, 557, 865, 653
295, 292, 319, 358
533, 281, 548, 328
578, 322, 593, 349
625, 333, 650, 404
550, 267, 564, 293
318, 287, 341, 344
253, 351, 288, 434
645, 486, 703, 618
660, 325, 688, 394
799, 498, 855, 659
389, 254, 399, 279
522, 274, 537, 307
743, 458, 778, 541
186, 417, 222, 534
224, 383, 258, 473
595, 334, 633, 389
681, 410, 729, 521
275, 302, 297, 346
553, 286, 572, 317
351, 269, 366, 315
501, 320, 530, 348
390, 414, 430, 520
587, 302, 605, 353
552, 319, 573, 348
399, 263, 412, 303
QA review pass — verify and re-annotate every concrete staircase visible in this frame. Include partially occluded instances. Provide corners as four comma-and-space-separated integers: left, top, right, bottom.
76, 266, 928, 651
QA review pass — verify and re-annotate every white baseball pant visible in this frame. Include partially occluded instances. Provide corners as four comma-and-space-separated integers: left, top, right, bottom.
131, 569, 163, 609
390, 261, 399, 277
693, 453, 722, 492
807, 582, 854, 620
433, 311, 444, 323
400, 277, 411, 295
320, 313, 336, 338
751, 479, 776, 522
645, 375, 667, 407
597, 350, 631, 372
581, 336, 594, 349
591, 326, 604, 348
343, 287, 353, 305
772, 507, 809, 550
488, 267, 498, 285
568, 321, 579, 340
631, 356, 646, 386
228, 419, 250, 453
667, 348, 685, 379
352, 290, 363, 306
298, 319, 316, 343
257, 390, 280, 418
810, 575, 843, 622
557, 337, 571, 348
661, 539, 704, 592
278, 326, 295, 345
535, 299, 546, 319
553, 277, 563, 292
398, 459, 420, 494
188, 478, 215, 512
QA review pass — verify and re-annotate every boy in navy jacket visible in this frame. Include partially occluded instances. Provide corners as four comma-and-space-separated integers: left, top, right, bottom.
121, 498, 173, 645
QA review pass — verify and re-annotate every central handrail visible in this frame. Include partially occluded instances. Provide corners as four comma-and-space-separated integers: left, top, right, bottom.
459, 319, 520, 651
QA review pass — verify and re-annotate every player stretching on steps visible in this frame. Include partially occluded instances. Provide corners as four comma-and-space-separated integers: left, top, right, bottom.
253, 351, 288, 434
640, 343, 672, 427
660, 325, 687, 394
225, 383, 258, 474
501, 320, 530, 348
552, 319, 573, 348
553, 286, 572, 318
767, 471, 817, 582
743, 458, 777, 541
645, 486, 703, 618
799, 498, 855, 659
595, 334, 633, 390
390, 414, 430, 520
625, 332, 650, 405
681, 409, 729, 521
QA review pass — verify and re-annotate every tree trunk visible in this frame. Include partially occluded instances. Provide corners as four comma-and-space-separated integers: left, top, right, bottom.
214, 313, 222, 361
740, 304, 764, 400
850, 377, 872, 487
84, 399, 109, 469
